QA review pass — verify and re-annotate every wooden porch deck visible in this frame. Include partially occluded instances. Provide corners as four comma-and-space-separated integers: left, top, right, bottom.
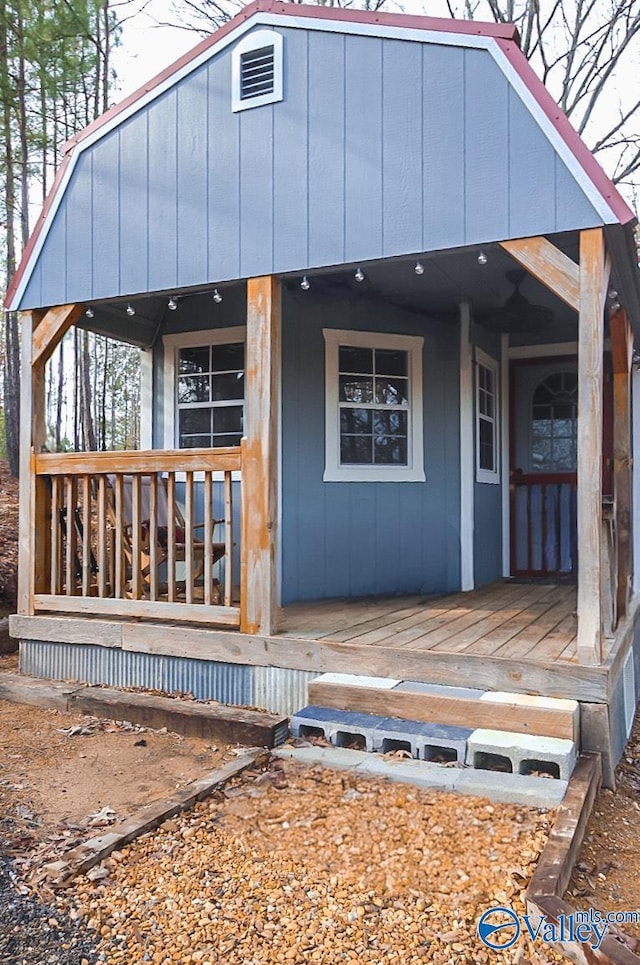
279, 580, 583, 665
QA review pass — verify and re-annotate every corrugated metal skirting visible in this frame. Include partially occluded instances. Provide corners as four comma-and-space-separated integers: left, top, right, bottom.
19, 641, 314, 716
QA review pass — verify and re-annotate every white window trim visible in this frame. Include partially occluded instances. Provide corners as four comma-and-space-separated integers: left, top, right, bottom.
323, 328, 425, 483
475, 347, 500, 485
162, 326, 246, 479
231, 29, 283, 113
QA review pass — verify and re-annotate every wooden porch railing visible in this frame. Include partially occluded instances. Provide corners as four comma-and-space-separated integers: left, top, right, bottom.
31, 448, 241, 627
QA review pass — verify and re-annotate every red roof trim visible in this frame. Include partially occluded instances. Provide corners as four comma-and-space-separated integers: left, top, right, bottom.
495, 38, 635, 227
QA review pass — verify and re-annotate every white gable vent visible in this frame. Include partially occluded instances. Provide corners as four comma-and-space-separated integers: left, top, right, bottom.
232, 29, 283, 113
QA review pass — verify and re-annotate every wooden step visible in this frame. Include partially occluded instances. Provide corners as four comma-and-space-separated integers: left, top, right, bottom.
307, 675, 579, 742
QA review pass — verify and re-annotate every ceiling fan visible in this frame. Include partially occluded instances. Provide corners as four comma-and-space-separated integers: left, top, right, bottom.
479, 268, 554, 333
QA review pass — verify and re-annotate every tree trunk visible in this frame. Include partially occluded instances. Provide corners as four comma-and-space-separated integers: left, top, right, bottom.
0, 0, 21, 475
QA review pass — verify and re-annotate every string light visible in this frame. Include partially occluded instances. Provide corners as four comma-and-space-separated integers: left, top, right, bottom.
85, 306, 94, 319
478, 251, 488, 266
354, 267, 364, 282
414, 261, 424, 276
168, 297, 177, 311
126, 303, 135, 316
213, 289, 223, 304
300, 275, 310, 291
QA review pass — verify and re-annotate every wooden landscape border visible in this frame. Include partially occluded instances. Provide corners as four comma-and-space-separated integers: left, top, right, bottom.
527, 753, 640, 964
49, 751, 267, 888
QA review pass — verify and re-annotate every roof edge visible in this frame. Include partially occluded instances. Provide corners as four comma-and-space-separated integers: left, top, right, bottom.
496, 38, 636, 228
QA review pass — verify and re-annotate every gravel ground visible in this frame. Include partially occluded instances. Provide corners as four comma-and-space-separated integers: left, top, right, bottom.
60, 759, 566, 964
0, 854, 96, 964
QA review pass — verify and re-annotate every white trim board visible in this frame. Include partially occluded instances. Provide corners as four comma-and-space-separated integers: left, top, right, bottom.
508, 342, 579, 359
459, 303, 474, 590
162, 325, 247, 451
474, 347, 500, 485
322, 327, 425, 483
8, 11, 621, 311
500, 333, 510, 577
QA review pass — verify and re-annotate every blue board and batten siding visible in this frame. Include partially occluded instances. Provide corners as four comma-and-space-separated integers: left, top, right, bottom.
20, 28, 605, 310
280, 290, 461, 602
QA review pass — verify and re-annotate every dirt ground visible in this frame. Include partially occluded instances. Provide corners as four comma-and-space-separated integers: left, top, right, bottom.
0, 684, 231, 885
570, 710, 640, 944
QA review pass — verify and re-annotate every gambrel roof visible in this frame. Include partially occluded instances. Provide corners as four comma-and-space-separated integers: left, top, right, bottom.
6, 0, 636, 311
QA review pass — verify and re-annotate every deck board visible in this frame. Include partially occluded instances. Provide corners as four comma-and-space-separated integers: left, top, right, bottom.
281, 581, 579, 665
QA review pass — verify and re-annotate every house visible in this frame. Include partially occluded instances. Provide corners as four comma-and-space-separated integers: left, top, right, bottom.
7, 0, 640, 785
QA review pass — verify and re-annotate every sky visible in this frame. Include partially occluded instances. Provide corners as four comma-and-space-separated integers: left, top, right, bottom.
112, 0, 441, 98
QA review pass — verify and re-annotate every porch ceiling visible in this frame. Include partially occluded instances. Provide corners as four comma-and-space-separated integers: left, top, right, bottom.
77, 229, 625, 347
284, 234, 582, 342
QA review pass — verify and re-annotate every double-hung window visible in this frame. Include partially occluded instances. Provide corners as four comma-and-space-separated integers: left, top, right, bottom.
323, 329, 425, 482
475, 349, 499, 483
163, 328, 246, 450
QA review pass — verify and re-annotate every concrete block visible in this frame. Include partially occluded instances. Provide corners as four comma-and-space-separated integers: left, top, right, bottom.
467, 728, 577, 781
290, 706, 381, 751
291, 706, 472, 763
393, 681, 486, 700
272, 746, 568, 806
311, 673, 400, 689
416, 722, 472, 764
455, 768, 568, 807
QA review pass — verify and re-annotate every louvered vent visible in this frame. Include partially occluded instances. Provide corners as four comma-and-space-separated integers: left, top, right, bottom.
240, 45, 275, 101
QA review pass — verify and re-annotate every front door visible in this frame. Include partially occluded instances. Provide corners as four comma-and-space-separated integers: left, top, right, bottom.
510, 359, 578, 577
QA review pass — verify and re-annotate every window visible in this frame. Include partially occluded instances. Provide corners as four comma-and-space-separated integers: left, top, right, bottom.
163, 327, 246, 450
232, 29, 283, 113
475, 350, 499, 483
530, 369, 578, 472
323, 329, 425, 482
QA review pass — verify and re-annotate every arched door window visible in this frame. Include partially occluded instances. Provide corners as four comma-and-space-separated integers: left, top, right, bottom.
530, 370, 578, 472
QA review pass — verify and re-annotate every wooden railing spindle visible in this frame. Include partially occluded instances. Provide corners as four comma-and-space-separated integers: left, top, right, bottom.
131, 473, 142, 599
185, 471, 194, 604
224, 470, 233, 607
167, 472, 176, 602
81, 475, 91, 596
204, 471, 213, 606
97, 475, 107, 598
50, 476, 60, 594
149, 473, 158, 602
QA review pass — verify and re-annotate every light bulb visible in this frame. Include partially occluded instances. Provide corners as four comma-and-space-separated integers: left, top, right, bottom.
609, 288, 618, 299
611, 301, 621, 313
168, 297, 177, 311
354, 267, 364, 282
85, 306, 94, 319
213, 289, 223, 304
300, 275, 310, 291
414, 261, 424, 275
126, 303, 135, 316
478, 251, 488, 266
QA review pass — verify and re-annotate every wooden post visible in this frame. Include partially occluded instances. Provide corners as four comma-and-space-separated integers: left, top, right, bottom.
17, 310, 46, 614
577, 228, 610, 665
240, 276, 280, 635
610, 308, 633, 624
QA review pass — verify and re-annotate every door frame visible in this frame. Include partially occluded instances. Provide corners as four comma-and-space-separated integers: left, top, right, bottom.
502, 342, 578, 578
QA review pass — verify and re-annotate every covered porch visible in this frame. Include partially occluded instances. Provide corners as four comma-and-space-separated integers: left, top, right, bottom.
17, 229, 637, 672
